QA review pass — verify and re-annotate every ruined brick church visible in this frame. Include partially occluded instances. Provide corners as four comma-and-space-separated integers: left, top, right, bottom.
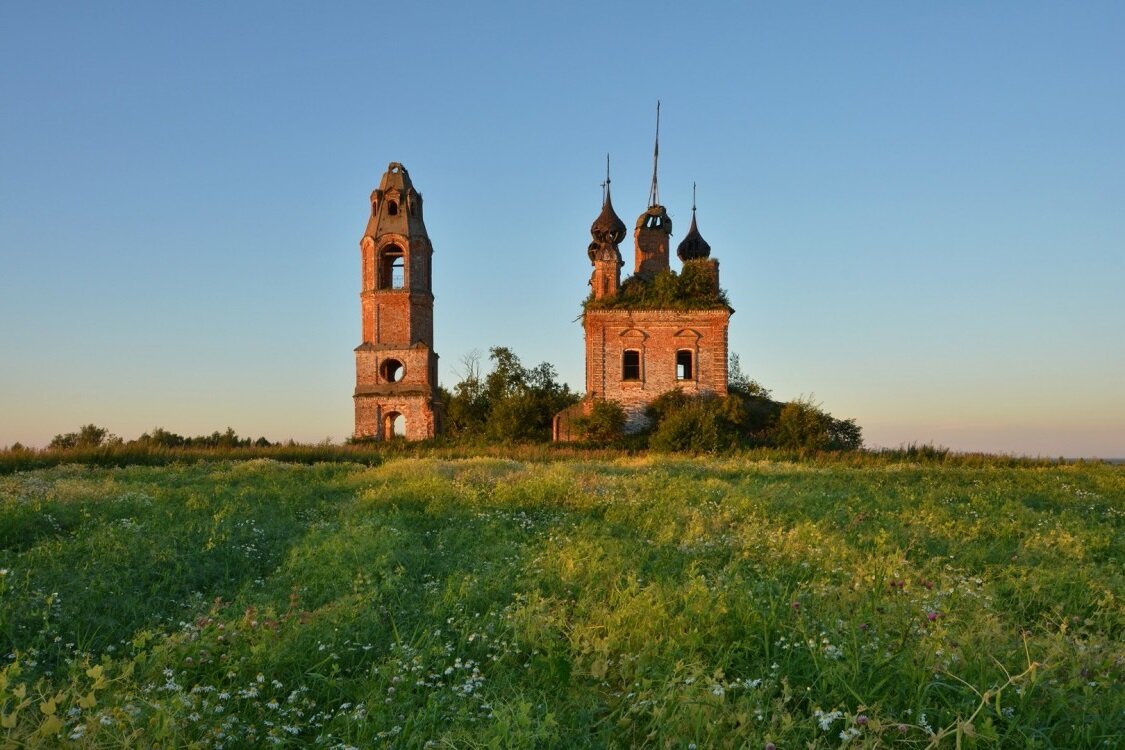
552, 147, 732, 439
354, 137, 732, 441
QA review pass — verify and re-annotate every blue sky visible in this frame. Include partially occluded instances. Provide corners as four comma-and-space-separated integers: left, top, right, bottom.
1, 2, 1122, 456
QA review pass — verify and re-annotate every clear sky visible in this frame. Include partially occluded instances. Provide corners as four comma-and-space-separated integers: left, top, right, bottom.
2, 2, 1122, 456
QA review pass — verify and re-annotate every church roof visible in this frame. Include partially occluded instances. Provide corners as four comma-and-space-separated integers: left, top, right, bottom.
378, 162, 414, 193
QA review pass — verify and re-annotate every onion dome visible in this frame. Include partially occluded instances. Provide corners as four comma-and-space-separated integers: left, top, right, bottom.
589, 155, 626, 261
591, 188, 627, 245
676, 208, 711, 261
588, 187, 627, 261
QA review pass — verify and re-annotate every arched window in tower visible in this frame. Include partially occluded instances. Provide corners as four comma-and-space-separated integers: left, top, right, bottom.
676, 350, 694, 380
379, 246, 405, 289
622, 350, 642, 381
387, 201, 398, 216
383, 411, 406, 439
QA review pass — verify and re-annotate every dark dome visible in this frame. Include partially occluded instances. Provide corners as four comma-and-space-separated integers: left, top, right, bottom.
590, 189, 627, 246
676, 211, 711, 261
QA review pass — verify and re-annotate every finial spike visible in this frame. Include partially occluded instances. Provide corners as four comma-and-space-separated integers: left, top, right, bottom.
648, 100, 661, 207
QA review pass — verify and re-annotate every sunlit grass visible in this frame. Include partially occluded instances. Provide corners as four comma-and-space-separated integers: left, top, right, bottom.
1, 456, 1121, 747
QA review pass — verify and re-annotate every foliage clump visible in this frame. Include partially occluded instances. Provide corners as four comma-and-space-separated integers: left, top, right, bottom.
133, 426, 272, 449
47, 424, 120, 450
584, 264, 730, 311
641, 388, 862, 453
441, 347, 579, 443
618, 354, 863, 453
773, 396, 864, 452
571, 399, 627, 446
46, 425, 271, 451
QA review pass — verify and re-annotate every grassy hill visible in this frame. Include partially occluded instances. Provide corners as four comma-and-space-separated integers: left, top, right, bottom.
1, 455, 1121, 747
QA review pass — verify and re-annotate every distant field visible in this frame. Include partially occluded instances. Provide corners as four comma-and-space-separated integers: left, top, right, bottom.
1, 456, 1121, 748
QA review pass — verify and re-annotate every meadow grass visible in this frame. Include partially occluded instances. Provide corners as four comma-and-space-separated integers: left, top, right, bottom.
0, 455, 1120, 747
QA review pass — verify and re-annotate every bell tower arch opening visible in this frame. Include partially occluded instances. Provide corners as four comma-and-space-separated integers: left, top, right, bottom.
379, 245, 405, 290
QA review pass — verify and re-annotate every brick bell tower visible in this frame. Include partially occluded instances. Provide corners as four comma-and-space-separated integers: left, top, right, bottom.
354, 162, 441, 440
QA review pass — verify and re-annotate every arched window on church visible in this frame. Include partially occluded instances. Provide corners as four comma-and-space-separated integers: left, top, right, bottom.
676, 350, 694, 380
622, 350, 642, 381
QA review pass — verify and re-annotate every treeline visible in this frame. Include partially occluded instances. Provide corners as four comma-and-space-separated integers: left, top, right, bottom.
0, 441, 384, 475
1, 426, 378, 475
45, 424, 273, 451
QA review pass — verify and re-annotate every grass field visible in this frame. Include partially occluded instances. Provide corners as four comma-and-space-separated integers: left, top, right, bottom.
0, 455, 1121, 748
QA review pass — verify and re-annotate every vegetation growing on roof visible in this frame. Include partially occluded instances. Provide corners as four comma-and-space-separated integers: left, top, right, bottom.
583, 263, 730, 311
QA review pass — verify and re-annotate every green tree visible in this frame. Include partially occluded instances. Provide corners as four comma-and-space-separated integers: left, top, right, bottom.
136, 427, 186, 448
646, 390, 747, 452
728, 353, 771, 398
444, 347, 579, 443
773, 398, 831, 451
442, 352, 490, 437
771, 396, 863, 452
48, 424, 112, 450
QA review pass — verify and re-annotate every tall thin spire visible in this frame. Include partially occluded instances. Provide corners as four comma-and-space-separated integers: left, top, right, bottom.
692, 181, 697, 213
603, 153, 611, 203
648, 100, 661, 207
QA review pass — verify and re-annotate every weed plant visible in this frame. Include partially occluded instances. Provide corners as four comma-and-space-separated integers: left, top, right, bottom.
0, 456, 1121, 747
583, 265, 731, 312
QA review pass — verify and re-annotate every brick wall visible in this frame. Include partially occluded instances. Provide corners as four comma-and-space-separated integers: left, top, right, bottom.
584, 308, 730, 431
354, 394, 438, 441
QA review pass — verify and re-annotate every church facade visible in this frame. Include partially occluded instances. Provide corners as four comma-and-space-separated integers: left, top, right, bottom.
353, 162, 441, 440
